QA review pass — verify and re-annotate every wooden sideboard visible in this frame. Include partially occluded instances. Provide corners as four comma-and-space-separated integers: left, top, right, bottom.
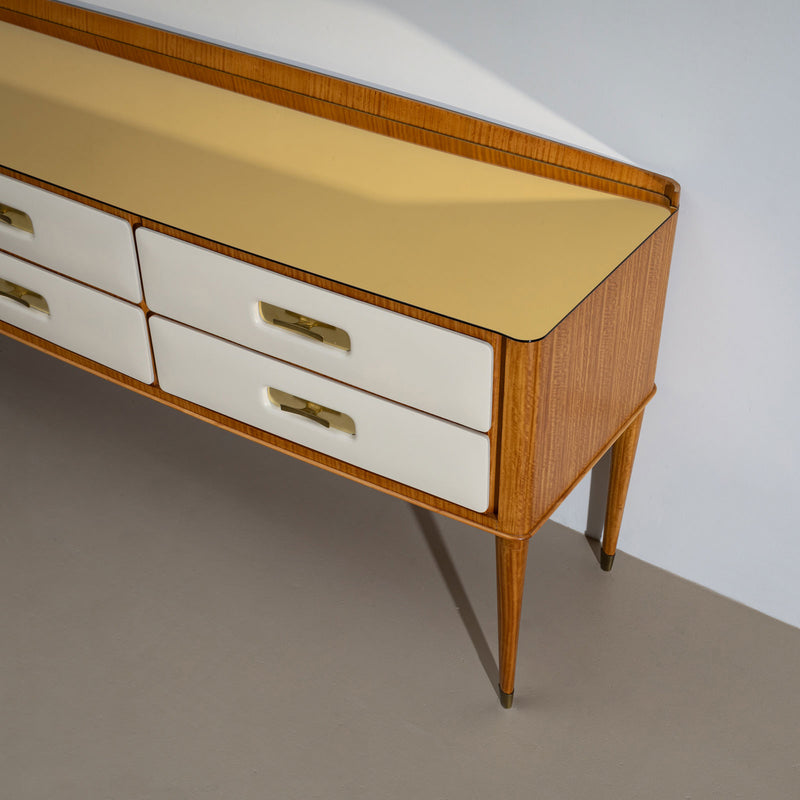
0, 0, 678, 708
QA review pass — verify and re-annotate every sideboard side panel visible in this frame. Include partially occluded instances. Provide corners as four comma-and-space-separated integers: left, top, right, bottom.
527, 212, 678, 527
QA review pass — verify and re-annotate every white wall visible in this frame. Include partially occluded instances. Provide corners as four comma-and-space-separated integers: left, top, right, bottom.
69, 1, 800, 628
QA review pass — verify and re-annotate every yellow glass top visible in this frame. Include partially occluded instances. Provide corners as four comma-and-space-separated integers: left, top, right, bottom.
0, 23, 670, 340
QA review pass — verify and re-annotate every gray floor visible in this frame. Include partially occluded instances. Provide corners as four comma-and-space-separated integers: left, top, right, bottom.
2, 335, 799, 800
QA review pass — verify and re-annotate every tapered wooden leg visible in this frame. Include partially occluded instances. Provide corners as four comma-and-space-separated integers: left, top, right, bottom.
496, 536, 529, 708
601, 410, 645, 571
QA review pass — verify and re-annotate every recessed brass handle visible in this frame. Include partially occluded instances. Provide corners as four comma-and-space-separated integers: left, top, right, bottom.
259, 301, 351, 351
0, 203, 34, 235
267, 387, 356, 435
0, 277, 49, 314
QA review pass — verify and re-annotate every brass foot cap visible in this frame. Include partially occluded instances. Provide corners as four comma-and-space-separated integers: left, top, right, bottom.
499, 687, 514, 709
600, 551, 615, 572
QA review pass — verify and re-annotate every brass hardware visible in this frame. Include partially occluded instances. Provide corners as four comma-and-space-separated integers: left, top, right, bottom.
268, 387, 355, 435
0, 203, 34, 235
0, 277, 49, 314
259, 301, 351, 351
600, 551, 615, 572
499, 687, 514, 709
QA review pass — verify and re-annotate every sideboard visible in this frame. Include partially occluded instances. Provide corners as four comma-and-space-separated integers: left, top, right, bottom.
0, 0, 679, 707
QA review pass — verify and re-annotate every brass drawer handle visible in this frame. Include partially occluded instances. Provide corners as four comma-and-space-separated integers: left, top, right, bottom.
0, 203, 34, 235
259, 301, 351, 351
0, 277, 49, 314
268, 387, 356, 435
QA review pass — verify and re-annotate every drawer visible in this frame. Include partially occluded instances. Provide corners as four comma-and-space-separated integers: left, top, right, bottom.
0, 251, 154, 383
0, 173, 142, 302
150, 316, 491, 512
136, 229, 494, 431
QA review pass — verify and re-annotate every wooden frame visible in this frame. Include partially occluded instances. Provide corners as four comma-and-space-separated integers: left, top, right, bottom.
0, 0, 679, 707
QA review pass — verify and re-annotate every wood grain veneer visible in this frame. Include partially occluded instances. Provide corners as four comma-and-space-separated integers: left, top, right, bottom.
0, 0, 681, 706
0, 0, 678, 209
496, 536, 530, 702
529, 213, 677, 520
497, 212, 677, 536
602, 410, 645, 561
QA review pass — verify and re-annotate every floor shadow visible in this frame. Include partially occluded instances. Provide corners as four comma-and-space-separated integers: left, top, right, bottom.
584, 451, 612, 565
410, 505, 499, 696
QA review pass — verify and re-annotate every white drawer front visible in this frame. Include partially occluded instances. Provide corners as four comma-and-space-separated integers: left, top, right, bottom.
0, 251, 154, 383
150, 317, 491, 512
0, 173, 142, 302
137, 229, 493, 431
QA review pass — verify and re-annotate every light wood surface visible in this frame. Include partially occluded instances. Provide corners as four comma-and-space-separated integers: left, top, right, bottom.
602, 411, 645, 560
496, 536, 530, 703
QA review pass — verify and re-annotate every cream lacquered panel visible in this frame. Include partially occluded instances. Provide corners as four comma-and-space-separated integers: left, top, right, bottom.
0, 251, 154, 382
149, 316, 491, 512
0, 22, 670, 341
137, 229, 494, 431
0, 173, 142, 302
